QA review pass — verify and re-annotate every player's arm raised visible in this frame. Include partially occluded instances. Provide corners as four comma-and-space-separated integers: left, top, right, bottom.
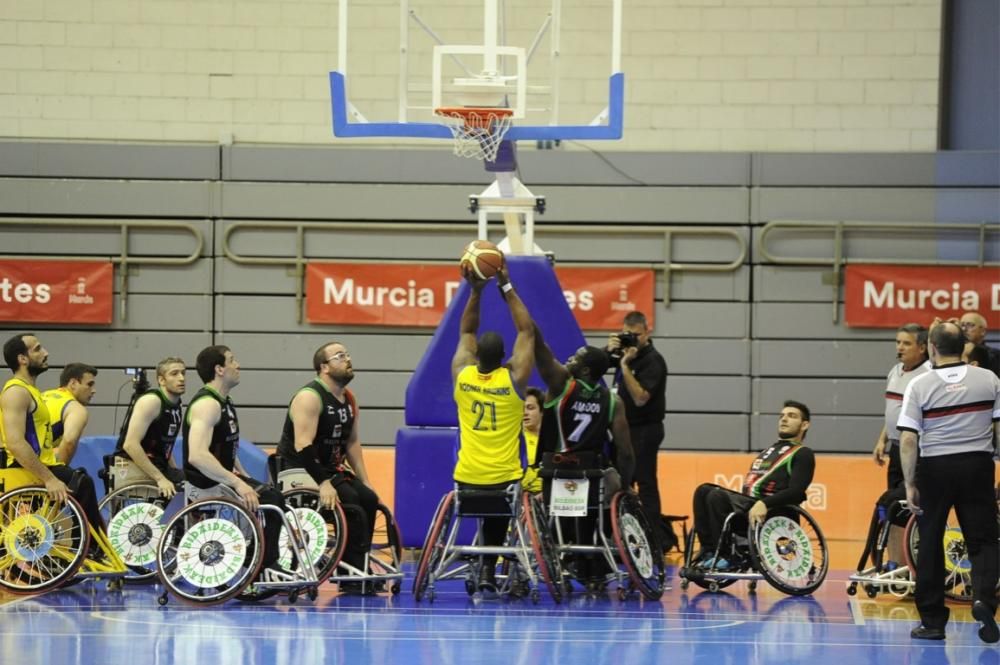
452, 265, 487, 383
498, 265, 535, 394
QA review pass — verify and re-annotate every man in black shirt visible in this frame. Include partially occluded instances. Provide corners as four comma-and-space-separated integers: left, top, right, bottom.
183, 345, 287, 577
276, 341, 378, 594
113, 356, 186, 498
607, 311, 667, 549
691, 400, 815, 569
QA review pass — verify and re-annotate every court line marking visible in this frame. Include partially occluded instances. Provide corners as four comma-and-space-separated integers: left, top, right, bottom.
849, 598, 866, 626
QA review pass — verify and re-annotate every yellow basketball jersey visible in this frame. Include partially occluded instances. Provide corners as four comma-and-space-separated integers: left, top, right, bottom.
453, 365, 524, 485
521, 428, 542, 493
1, 377, 55, 466
42, 386, 76, 449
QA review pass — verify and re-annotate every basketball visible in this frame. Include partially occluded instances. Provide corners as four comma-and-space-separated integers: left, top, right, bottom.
459, 240, 504, 280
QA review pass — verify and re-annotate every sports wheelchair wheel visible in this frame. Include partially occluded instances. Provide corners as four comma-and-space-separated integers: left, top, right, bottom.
749, 506, 828, 596
413, 491, 455, 602
0, 488, 90, 595
611, 492, 665, 600
279, 488, 347, 584
370, 503, 403, 587
522, 492, 563, 603
903, 511, 975, 602
156, 498, 265, 605
98, 483, 169, 583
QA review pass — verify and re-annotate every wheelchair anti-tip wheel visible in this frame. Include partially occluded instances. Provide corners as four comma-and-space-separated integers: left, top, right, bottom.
749, 506, 828, 596
611, 491, 665, 600
0, 488, 90, 595
99, 483, 169, 583
156, 498, 264, 605
280, 487, 347, 583
413, 491, 455, 602
522, 492, 564, 603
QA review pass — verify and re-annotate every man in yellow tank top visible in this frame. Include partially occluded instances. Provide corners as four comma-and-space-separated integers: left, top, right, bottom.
452, 263, 535, 597
1, 334, 106, 532
42, 362, 98, 464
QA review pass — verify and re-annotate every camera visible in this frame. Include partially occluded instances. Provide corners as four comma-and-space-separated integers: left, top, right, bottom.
616, 332, 639, 348
124, 367, 150, 394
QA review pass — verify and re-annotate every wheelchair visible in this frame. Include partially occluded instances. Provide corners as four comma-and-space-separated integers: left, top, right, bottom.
153, 480, 323, 606
269, 459, 404, 596
97, 455, 179, 583
678, 504, 829, 596
413, 482, 563, 603
0, 458, 128, 595
539, 459, 665, 601
847, 497, 915, 599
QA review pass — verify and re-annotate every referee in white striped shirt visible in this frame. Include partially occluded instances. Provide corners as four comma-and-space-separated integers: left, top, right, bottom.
899, 320, 1000, 643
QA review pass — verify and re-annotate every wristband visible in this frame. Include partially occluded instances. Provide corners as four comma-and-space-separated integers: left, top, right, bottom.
500, 282, 514, 294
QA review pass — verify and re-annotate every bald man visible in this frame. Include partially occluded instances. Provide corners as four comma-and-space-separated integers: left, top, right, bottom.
960, 312, 1000, 377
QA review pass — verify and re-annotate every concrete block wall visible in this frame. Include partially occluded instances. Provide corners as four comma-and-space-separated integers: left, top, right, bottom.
0, 0, 941, 151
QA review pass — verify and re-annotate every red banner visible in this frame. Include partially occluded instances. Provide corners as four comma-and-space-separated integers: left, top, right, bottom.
305, 263, 654, 330
844, 264, 1000, 328
0, 260, 113, 325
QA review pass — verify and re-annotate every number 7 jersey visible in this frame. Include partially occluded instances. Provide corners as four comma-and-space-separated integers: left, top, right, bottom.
453, 364, 525, 485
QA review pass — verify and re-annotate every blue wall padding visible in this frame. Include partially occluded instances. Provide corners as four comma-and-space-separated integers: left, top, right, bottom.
70, 435, 269, 488
395, 426, 470, 546
404, 254, 588, 426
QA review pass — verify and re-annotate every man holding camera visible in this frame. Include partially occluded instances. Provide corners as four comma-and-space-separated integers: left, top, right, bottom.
607, 311, 668, 551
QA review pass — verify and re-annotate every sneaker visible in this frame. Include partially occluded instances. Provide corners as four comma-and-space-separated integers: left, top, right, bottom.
910, 624, 946, 641
972, 601, 999, 644
508, 577, 529, 599
478, 568, 499, 600
698, 555, 732, 571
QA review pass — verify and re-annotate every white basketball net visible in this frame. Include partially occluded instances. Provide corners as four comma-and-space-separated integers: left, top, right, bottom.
435, 109, 513, 162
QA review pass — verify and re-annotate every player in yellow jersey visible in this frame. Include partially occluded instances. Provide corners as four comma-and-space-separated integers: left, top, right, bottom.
452, 263, 535, 597
43, 362, 98, 464
1, 334, 105, 532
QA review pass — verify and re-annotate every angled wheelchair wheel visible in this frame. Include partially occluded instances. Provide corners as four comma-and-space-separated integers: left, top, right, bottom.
279, 488, 346, 584
0, 488, 90, 595
903, 511, 974, 602
610, 492, 665, 600
370, 503, 403, 577
522, 492, 563, 603
156, 498, 264, 605
413, 491, 455, 601
98, 483, 168, 583
749, 506, 828, 596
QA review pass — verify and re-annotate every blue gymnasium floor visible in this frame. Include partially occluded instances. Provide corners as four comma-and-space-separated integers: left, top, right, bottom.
1, 565, 997, 665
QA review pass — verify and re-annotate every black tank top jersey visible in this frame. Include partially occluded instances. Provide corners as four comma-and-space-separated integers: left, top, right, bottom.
538, 378, 613, 458
114, 388, 182, 470
276, 381, 356, 473
183, 386, 240, 489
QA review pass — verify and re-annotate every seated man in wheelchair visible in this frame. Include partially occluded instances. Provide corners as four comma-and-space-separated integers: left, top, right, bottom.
690, 400, 815, 571
110, 357, 187, 498
183, 345, 289, 579
531, 324, 635, 588
1, 334, 106, 545
275, 341, 380, 595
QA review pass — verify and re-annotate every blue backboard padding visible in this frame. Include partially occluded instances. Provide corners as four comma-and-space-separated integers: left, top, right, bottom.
330, 71, 624, 141
404, 255, 588, 426
395, 426, 474, 546
71, 435, 269, 486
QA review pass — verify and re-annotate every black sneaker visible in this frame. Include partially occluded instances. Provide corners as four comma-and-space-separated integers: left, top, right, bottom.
478, 568, 499, 600
973, 601, 1000, 644
910, 624, 946, 640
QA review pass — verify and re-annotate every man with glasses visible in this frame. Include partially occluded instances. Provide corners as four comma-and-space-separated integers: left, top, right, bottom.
276, 342, 379, 594
959, 312, 1000, 377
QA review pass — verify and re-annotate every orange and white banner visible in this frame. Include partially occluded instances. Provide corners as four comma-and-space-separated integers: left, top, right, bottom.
0, 260, 113, 324
305, 263, 654, 330
845, 264, 1000, 328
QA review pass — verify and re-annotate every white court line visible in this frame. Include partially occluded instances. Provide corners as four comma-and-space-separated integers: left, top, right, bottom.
848, 598, 866, 626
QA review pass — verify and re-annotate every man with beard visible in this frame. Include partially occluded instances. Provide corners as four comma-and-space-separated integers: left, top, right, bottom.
43, 362, 98, 464
690, 401, 815, 569
0, 334, 105, 533
112, 357, 186, 498
276, 342, 378, 594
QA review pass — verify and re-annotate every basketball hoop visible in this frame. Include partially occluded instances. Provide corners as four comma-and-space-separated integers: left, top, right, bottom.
434, 107, 514, 162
